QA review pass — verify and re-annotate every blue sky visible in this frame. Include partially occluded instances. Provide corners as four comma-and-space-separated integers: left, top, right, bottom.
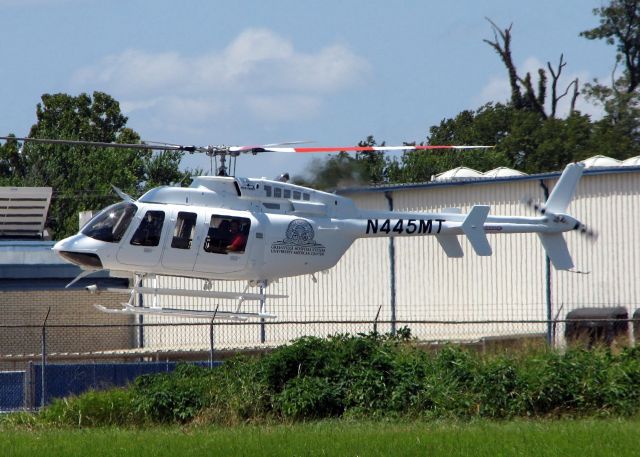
1, 0, 613, 180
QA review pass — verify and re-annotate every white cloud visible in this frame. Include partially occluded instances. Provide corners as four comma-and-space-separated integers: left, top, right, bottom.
72, 28, 369, 128
474, 56, 604, 119
71, 28, 368, 140
74, 50, 189, 95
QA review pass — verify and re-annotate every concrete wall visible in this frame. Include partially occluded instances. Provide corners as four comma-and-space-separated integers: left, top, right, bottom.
0, 290, 135, 364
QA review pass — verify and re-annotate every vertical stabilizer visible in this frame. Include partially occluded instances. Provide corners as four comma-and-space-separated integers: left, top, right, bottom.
544, 163, 584, 214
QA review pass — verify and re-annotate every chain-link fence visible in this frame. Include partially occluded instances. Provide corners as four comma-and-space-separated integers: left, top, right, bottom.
1, 309, 639, 412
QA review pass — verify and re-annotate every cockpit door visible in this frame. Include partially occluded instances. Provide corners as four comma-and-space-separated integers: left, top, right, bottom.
116, 208, 168, 267
194, 212, 254, 274
160, 209, 200, 271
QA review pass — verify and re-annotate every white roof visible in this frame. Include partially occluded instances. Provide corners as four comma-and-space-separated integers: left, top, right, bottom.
580, 155, 622, 168
622, 156, 640, 166
432, 167, 484, 181
483, 167, 527, 178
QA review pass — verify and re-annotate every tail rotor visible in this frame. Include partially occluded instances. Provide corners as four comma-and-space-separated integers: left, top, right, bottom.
523, 197, 598, 242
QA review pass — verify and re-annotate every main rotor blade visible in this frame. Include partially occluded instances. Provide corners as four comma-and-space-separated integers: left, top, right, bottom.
229, 141, 314, 153
0, 136, 493, 156
262, 145, 494, 153
0, 136, 201, 152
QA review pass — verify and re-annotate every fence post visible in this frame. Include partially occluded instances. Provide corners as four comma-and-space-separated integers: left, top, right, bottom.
209, 305, 219, 368
539, 179, 554, 347
24, 361, 33, 410
259, 283, 266, 343
384, 191, 397, 336
373, 305, 382, 335
41, 307, 51, 408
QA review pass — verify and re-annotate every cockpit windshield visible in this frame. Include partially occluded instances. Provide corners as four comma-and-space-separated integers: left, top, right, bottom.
82, 202, 138, 242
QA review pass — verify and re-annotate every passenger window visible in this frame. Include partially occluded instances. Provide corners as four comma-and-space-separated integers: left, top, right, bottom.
274, 187, 282, 198
130, 210, 165, 247
264, 185, 272, 197
203, 215, 251, 254
303, 193, 311, 201
293, 191, 301, 200
171, 212, 197, 249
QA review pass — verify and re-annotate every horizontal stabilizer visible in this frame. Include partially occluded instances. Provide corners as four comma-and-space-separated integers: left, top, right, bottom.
94, 303, 277, 321
537, 233, 574, 270
436, 234, 464, 257
545, 163, 584, 214
461, 205, 492, 256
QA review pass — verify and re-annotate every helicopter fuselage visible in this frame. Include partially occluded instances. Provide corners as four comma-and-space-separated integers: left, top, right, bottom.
53, 163, 587, 283
53, 176, 361, 282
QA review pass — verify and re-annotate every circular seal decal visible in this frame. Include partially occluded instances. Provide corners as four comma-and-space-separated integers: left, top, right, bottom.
285, 219, 315, 245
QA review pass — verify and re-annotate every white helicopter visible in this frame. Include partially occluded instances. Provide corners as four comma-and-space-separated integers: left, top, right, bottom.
1, 137, 595, 320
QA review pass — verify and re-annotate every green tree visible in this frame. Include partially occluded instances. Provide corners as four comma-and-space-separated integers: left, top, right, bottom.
0, 135, 25, 180
388, 104, 513, 183
355, 135, 387, 184
293, 136, 388, 190
0, 92, 190, 239
581, 1, 640, 152
581, 0, 640, 95
293, 152, 369, 190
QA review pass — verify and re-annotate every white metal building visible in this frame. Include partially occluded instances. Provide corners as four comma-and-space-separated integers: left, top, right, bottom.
147, 161, 640, 351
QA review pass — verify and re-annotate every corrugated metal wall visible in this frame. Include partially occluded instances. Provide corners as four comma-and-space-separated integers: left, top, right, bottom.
551, 172, 640, 344
391, 178, 549, 341
148, 169, 639, 350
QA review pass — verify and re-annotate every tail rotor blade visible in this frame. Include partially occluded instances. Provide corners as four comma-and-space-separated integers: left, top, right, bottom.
523, 197, 546, 215
574, 223, 598, 242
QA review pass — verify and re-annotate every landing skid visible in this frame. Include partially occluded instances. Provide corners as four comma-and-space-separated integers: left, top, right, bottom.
89, 278, 282, 321
87, 285, 287, 301
94, 303, 276, 321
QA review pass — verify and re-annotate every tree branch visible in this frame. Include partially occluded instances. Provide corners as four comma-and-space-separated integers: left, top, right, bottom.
484, 18, 524, 109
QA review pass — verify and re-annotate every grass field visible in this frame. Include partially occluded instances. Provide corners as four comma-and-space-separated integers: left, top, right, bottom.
2, 418, 638, 457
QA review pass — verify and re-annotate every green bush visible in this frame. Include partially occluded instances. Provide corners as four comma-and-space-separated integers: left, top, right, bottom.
38, 388, 136, 426
131, 363, 213, 423
274, 376, 343, 419
34, 333, 640, 426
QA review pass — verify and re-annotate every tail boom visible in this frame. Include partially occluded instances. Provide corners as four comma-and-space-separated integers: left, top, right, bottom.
346, 163, 586, 270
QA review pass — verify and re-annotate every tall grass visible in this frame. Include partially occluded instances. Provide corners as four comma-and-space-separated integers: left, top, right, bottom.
25, 330, 640, 426
3, 420, 640, 457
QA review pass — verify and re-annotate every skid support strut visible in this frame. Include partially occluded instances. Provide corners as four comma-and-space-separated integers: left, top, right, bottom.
258, 280, 268, 343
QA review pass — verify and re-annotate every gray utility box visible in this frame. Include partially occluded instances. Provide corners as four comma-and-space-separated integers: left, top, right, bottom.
565, 307, 628, 348
633, 309, 640, 343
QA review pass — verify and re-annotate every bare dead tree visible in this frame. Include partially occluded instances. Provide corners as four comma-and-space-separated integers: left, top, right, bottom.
485, 19, 581, 119
547, 54, 580, 117
569, 78, 579, 113
483, 19, 524, 110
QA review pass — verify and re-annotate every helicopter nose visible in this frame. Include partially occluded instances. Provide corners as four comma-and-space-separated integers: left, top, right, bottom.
53, 235, 104, 269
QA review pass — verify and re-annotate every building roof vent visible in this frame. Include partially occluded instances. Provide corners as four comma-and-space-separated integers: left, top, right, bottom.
482, 167, 527, 178
622, 156, 640, 166
432, 166, 484, 182
580, 155, 622, 168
